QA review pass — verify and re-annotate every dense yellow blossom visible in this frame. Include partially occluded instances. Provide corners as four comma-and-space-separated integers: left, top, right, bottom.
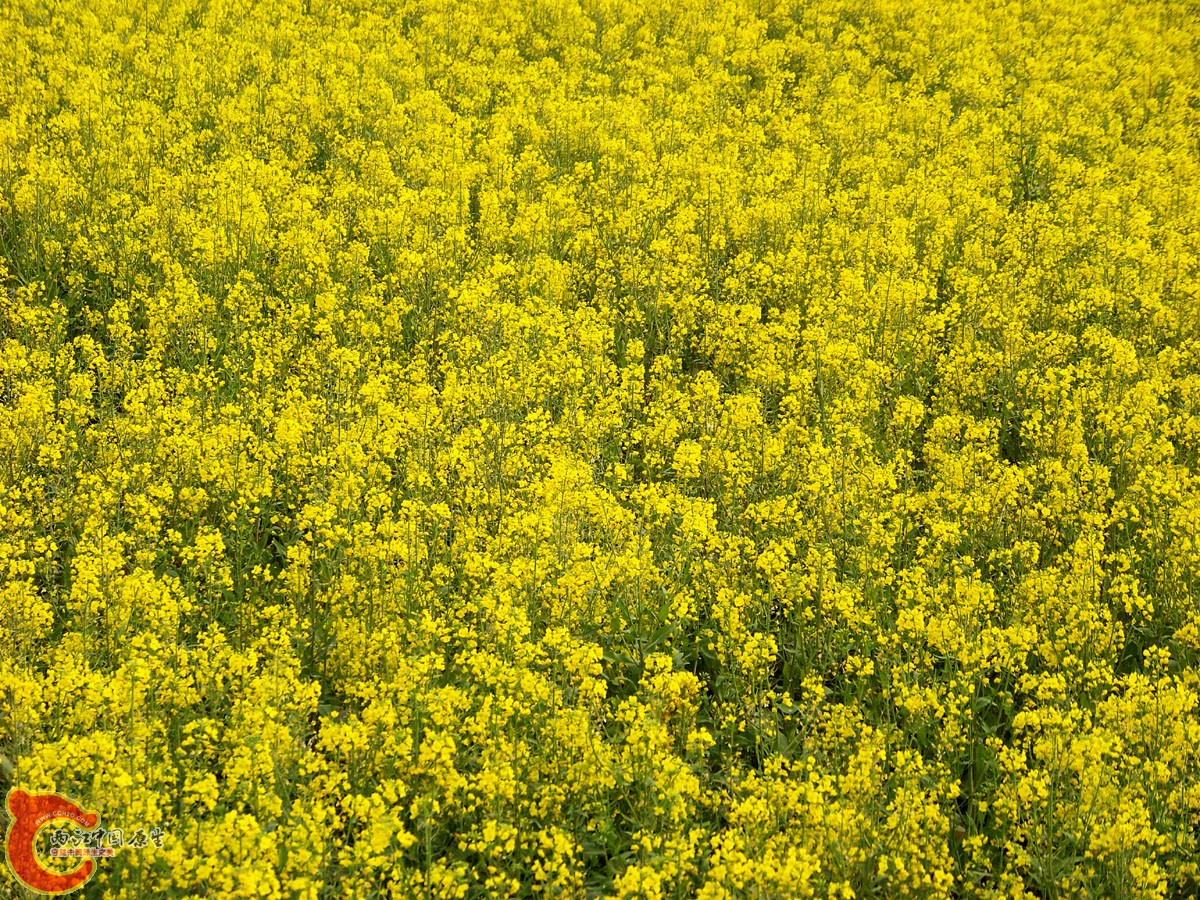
1, 0, 1199, 896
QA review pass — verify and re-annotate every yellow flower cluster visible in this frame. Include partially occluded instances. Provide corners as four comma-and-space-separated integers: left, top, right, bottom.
2, 0, 1199, 896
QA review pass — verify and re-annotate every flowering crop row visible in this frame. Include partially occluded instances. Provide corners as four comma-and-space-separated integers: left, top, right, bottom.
1, 0, 1199, 896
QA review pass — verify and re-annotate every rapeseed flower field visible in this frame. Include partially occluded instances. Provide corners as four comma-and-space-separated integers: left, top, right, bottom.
2, 0, 1199, 896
